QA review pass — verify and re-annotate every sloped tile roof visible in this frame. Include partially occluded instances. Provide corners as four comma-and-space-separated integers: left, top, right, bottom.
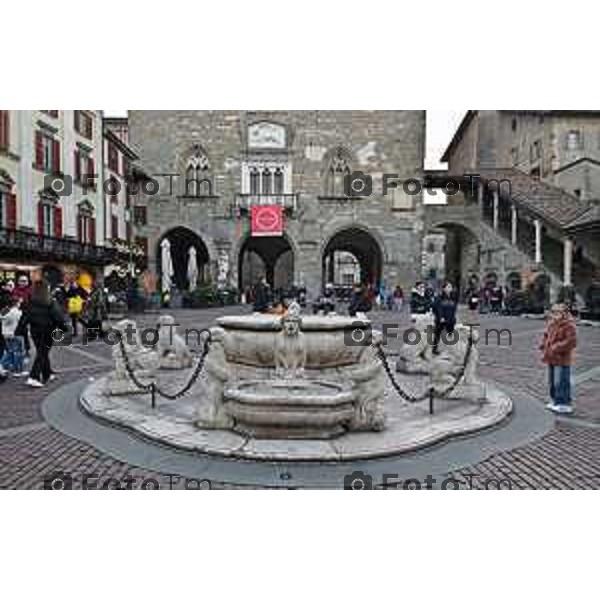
565, 204, 600, 231
479, 168, 596, 229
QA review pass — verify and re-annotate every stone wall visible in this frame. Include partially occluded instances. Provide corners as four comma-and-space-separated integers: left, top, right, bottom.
129, 111, 426, 296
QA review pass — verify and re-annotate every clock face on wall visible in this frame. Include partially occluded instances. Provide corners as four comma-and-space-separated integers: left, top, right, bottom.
248, 122, 286, 149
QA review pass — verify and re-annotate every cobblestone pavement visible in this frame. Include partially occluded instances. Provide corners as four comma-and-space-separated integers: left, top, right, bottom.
1, 304, 599, 489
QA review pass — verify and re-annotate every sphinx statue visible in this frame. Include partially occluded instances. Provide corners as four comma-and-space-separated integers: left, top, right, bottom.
430, 324, 484, 400
347, 337, 385, 431
396, 313, 435, 374
106, 319, 159, 396
196, 327, 234, 429
156, 314, 193, 370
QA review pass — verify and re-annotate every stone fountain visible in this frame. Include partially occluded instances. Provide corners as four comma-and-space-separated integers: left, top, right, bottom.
198, 302, 384, 438
79, 306, 512, 462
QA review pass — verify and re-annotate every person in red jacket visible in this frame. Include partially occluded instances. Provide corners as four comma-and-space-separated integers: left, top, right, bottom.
540, 303, 577, 414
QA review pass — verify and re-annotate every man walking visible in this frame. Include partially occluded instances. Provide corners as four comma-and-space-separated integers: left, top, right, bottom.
540, 303, 577, 414
431, 281, 458, 355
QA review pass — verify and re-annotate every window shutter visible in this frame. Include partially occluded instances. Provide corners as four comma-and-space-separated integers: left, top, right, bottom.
38, 203, 45, 235
0, 111, 9, 150
54, 205, 63, 238
6, 193, 17, 229
35, 132, 44, 169
52, 139, 60, 173
88, 156, 95, 188
74, 150, 81, 182
90, 217, 96, 245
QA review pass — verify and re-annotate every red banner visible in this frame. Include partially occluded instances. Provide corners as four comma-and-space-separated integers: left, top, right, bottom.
251, 205, 284, 237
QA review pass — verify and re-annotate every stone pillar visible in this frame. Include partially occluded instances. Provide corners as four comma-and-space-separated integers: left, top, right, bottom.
534, 219, 542, 264
327, 251, 335, 284
511, 205, 518, 245
563, 237, 573, 287
493, 190, 499, 230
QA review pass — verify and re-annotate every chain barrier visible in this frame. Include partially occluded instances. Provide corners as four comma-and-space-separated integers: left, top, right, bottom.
375, 334, 474, 404
118, 329, 213, 405
117, 324, 473, 411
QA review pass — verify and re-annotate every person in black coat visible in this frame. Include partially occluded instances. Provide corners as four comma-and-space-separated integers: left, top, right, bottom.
18, 279, 68, 387
410, 282, 431, 316
253, 276, 271, 313
348, 284, 372, 317
0, 281, 13, 368
432, 281, 458, 354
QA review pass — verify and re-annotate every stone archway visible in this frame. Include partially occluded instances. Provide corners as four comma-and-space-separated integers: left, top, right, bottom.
158, 227, 210, 291
238, 234, 295, 293
506, 271, 522, 291
428, 222, 480, 296
321, 227, 383, 291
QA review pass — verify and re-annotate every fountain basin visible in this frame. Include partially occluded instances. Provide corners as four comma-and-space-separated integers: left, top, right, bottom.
223, 379, 356, 439
216, 314, 374, 369
198, 313, 385, 436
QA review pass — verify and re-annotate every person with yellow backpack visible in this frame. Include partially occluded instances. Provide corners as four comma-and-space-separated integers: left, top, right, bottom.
66, 283, 86, 338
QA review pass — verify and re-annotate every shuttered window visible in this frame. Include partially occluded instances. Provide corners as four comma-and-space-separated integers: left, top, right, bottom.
0, 111, 9, 150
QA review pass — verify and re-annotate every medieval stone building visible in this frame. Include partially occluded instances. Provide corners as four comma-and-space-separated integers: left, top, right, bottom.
128, 111, 426, 296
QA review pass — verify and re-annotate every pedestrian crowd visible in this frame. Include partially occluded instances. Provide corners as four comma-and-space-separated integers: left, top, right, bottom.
0, 271, 580, 416
0, 275, 108, 388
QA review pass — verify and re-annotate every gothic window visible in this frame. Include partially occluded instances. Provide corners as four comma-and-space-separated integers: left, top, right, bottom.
566, 130, 582, 151
325, 147, 352, 197
185, 146, 212, 197
262, 168, 272, 195
530, 140, 542, 162
243, 162, 289, 197
274, 168, 284, 194
250, 168, 260, 195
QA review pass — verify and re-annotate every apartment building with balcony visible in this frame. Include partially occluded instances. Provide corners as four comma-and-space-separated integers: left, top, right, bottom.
0, 110, 114, 286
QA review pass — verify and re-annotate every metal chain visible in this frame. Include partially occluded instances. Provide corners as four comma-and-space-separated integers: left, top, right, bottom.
435, 335, 474, 399
375, 334, 474, 403
153, 334, 213, 400
118, 327, 472, 407
117, 330, 213, 401
375, 344, 430, 403
118, 338, 154, 392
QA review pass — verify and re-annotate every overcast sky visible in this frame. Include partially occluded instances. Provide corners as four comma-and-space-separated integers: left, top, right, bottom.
104, 110, 466, 169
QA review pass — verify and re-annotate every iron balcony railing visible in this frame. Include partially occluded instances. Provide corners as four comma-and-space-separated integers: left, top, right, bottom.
235, 193, 298, 213
0, 227, 119, 266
